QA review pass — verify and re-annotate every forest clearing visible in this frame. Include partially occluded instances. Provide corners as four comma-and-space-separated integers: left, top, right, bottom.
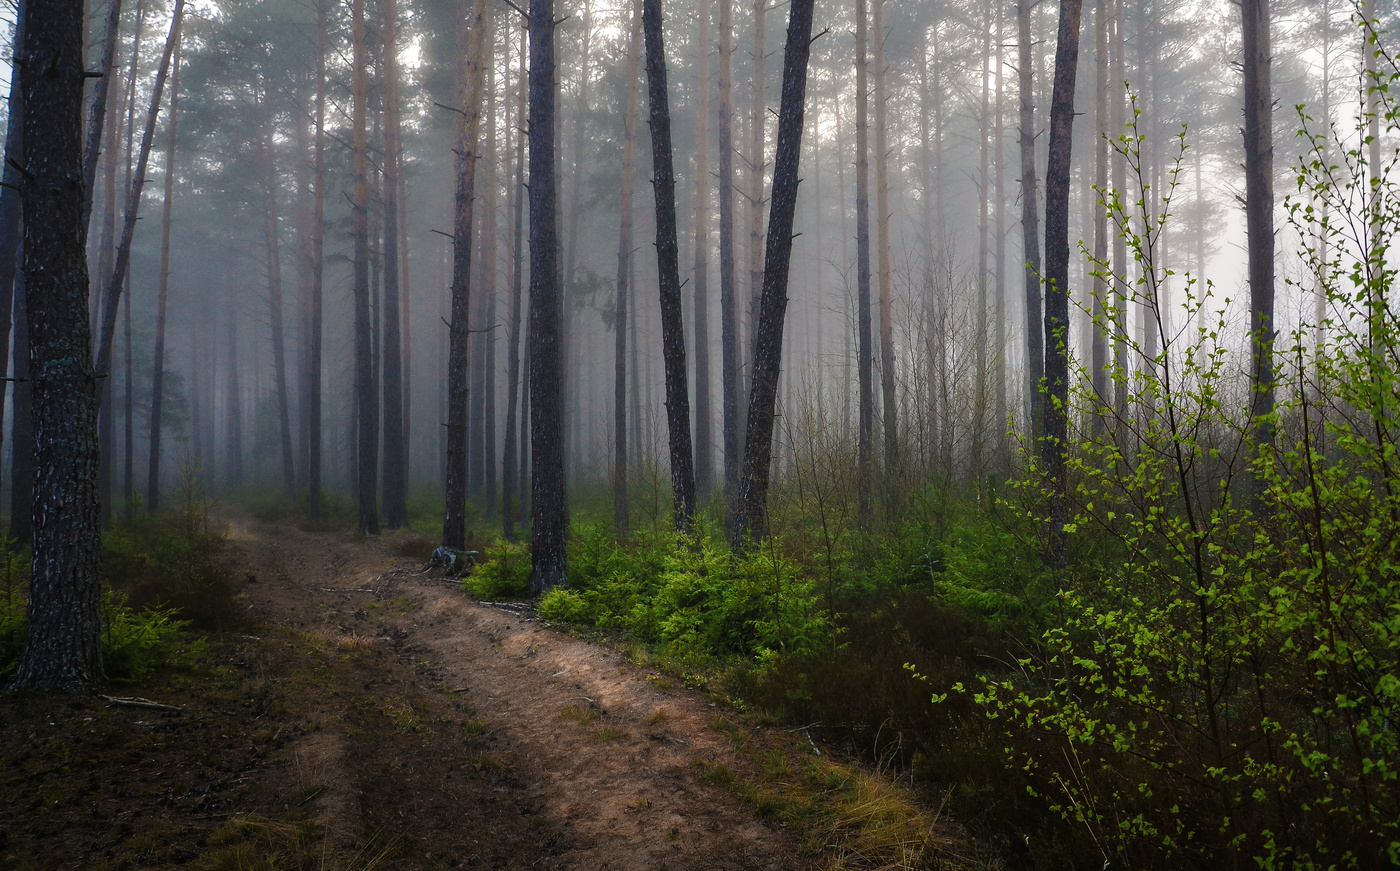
5, 0, 1400, 866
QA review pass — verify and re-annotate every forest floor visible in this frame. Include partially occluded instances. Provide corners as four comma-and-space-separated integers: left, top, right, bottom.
1, 516, 968, 870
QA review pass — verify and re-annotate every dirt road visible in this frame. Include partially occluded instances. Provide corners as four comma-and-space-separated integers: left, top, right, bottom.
232, 517, 810, 870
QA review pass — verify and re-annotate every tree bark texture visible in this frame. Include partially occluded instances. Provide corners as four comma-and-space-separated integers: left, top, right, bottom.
1018, 0, 1044, 439
873, 0, 897, 497
146, 35, 181, 513
80, 0, 123, 231
7, 0, 104, 693
731, 0, 815, 546
642, 0, 698, 531
529, 0, 567, 590
1241, 0, 1274, 448
444, 0, 490, 550
1041, 0, 1084, 573
351, 0, 379, 535
1090, 0, 1108, 427
380, 0, 408, 529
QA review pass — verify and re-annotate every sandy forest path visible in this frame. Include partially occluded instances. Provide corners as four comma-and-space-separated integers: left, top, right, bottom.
231, 516, 811, 870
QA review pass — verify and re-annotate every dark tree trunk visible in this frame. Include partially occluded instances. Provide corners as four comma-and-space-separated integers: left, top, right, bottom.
1018, 0, 1043, 436
1041, 0, 1084, 573
81, 0, 123, 230
854, 0, 873, 530
261, 93, 297, 499
613, 0, 642, 537
482, 37, 499, 519
730, 0, 815, 547
529, 0, 567, 590
6, 0, 104, 693
692, 0, 713, 500
146, 35, 181, 513
1089, 0, 1108, 428
503, 19, 528, 541
1110, 0, 1127, 435
122, 275, 132, 517
351, 0, 379, 535
307, 0, 327, 519
744, 0, 766, 413
717, 0, 740, 520
1241, 0, 1274, 450
226, 306, 244, 488
872, 0, 896, 499
443, 0, 489, 550
380, 0, 407, 529
642, 0, 697, 531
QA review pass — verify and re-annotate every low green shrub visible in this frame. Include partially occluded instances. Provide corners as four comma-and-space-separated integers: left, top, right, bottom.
463, 539, 532, 599
101, 589, 200, 683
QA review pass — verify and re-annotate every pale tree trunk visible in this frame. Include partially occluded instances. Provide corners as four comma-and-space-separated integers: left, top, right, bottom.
504, 20, 527, 540
351, 0, 379, 534
307, 0, 328, 519
872, 0, 897, 504
916, 24, 939, 456
380, 0, 407, 528
692, 0, 713, 500
731, 0, 815, 546
147, 34, 181, 512
854, 0, 873, 531
226, 307, 244, 488
974, 0, 990, 487
642, 0, 697, 531
1018, 0, 1044, 438
529, 0, 567, 590
261, 89, 297, 499
992, 0, 1007, 458
6, 0, 104, 693
614, 0, 642, 537
1242, 0, 1273, 454
744, 0, 766, 410
1090, 0, 1108, 428
1042, 0, 1085, 573
1110, 0, 1127, 434
444, 0, 490, 550
718, 0, 740, 518
482, 33, 499, 518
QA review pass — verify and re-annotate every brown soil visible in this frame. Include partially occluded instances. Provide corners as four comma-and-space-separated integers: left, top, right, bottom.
1, 517, 815, 870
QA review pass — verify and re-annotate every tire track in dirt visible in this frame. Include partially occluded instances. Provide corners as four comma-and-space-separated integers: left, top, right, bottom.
231, 518, 810, 870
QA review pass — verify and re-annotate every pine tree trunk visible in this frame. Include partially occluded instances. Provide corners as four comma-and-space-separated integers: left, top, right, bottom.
692, 0, 713, 500
1241, 0, 1273, 450
1041, 0, 1085, 573
992, 0, 1007, 458
122, 275, 132, 517
744, 0, 766, 409
717, 0, 740, 520
380, 0, 407, 528
1018, 0, 1044, 439
528, 0, 567, 589
974, 0, 990, 489
81, 0, 123, 231
482, 35, 499, 519
351, 0, 379, 535
872, 0, 897, 502
1090, 0, 1108, 429
261, 92, 297, 499
613, 0, 642, 538
307, 0, 327, 520
731, 0, 815, 546
6, 0, 104, 693
854, 0, 873, 531
642, 0, 697, 531
147, 34, 181, 513
444, 0, 490, 550
1110, 0, 1127, 435
226, 307, 244, 488
503, 20, 527, 541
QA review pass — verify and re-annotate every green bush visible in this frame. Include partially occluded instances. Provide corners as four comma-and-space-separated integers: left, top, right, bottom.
101, 589, 199, 683
463, 539, 532, 599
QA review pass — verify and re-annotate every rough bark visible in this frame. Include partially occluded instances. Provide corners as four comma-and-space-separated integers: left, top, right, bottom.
146, 35, 181, 513
1242, 0, 1274, 451
614, 0, 643, 537
642, 0, 698, 531
873, 0, 897, 498
692, 0, 713, 500
717, 0, 740, 519
6, 0, 104, 693
380, 0, 407, 528
730, 0, 814, 547
1018, 0, 1044, 438
444, 0, 490, 550
351, 0, 379, 535
80, 0, 123, 230
1090, 0, 1108, 426
529, 0, 566, 590
1042, 0, 1084, 573
854, 0, 873, 530
503, 20, 527, 541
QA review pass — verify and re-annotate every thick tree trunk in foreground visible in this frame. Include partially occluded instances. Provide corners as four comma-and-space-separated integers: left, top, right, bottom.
7, 0, 104, 694
380, 0, 407, 529
1041, 0, 1084, 573
443, 0, 489, 551
1018, 0, 1044, 438
614, 0, 643, 538
643, 0, 697, 531
854, 0, 872, 530
529, 0, 567, 590
718, 0, 740, 518
147, 36, 181, 513
1242, 0, 1274, 451
730, 0, 815, 547
692, 0, 713, 500
351, 0, 379, 535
